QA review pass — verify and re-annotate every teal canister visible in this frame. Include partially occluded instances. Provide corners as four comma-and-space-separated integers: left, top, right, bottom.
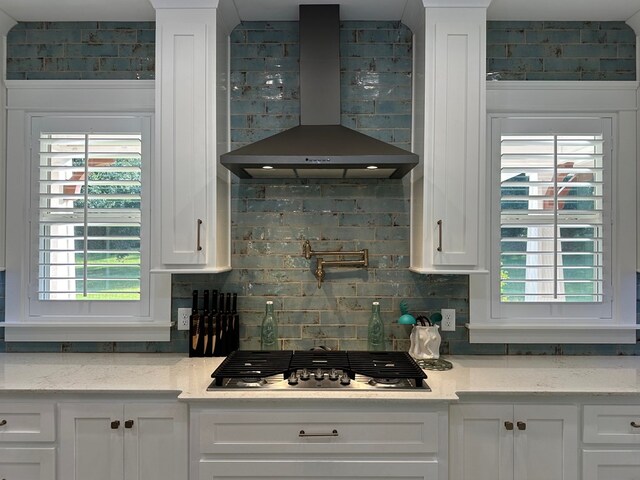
260, 301, 279, 350
367, 301, 385, 351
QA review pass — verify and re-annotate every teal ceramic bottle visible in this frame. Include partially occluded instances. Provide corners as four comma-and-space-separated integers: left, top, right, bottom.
367, 301, 385, 351
260, 301, 279, 351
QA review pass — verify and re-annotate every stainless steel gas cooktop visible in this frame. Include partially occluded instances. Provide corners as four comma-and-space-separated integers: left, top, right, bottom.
207, 350, 430, 391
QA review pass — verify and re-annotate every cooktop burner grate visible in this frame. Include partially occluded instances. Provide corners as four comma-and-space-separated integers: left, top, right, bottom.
289, 350, 349, 371
211, 350, 292, 386
347, 351, 427, 386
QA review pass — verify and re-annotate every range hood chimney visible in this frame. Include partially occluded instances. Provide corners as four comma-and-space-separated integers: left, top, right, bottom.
220, 4, 418, 179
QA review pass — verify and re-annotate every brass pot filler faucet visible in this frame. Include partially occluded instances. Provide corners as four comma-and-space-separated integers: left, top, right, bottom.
302, 240, 369, 288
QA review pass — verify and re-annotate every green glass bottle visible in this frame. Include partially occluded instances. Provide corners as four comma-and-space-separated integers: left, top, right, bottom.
260, 301, 279, 351
367, 301, 385, 351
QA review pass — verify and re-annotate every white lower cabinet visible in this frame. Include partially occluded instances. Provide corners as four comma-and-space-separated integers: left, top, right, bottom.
191, 405, 447, 480
582, 404, 640, 480
449, 403, 578, 480
59, 401, 188, 480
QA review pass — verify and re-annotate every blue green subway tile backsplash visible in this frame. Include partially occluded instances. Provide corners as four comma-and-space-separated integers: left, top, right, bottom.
6, 21, 155, 79
1, 20, 639, 353
486, 21, 636, 80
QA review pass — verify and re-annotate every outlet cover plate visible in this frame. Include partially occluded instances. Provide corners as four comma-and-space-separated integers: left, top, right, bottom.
177, 308, 191, 330
441, 308, 456, 331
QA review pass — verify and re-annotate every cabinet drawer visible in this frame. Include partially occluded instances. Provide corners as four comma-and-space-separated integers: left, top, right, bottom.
583, 450, 640, 480
199, 460, 438, 479
583, 405, 640, 444
0, 404, 55, 442
198, 411, 440, 455
0, 448, 55, 480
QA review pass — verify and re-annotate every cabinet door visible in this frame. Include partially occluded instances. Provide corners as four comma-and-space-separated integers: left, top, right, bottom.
513, 405, 578, 480
0, 448, 55, 480
157, 12, 210, 265
430, 20, 483, 267
583, 450, 640, 480
199, 461, 438, 479
124, 403, 188, 480
449, 404, 514, 480
59, 403, 124, 480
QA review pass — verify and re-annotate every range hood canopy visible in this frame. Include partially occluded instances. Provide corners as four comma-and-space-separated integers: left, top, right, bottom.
221, 4, 418, 180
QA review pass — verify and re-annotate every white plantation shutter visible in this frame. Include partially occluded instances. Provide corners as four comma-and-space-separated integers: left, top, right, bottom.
37, 132, 142, 300
27, 116, 153, 320
500, 133, 606, 303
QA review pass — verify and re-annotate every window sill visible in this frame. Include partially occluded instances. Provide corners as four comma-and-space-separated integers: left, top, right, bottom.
2, 322, 171, 342
467, 324, 639, 344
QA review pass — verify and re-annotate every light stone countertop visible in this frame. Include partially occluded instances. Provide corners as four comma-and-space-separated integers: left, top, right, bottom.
1, 353, 640, 401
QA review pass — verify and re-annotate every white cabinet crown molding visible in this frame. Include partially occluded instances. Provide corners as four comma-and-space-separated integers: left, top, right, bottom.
0, 9, 16, 36
420, 0, 492, 7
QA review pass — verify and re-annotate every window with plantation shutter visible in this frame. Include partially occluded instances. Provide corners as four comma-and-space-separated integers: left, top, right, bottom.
4, 83, 170, 342
485, 117, 614, 325
37, 131, 143, 301
499, 132, 607, 304
18, 115, 166, 324
469, 112, 639, 345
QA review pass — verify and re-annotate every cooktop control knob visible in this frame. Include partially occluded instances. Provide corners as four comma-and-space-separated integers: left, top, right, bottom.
314, 368, 324, 381
339, 374, 351, 386
288, 372, 299, 385
328, 369, 339, 381
299, 369, 310, 381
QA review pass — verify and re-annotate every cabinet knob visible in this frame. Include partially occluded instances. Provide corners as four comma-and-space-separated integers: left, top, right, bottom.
0, 419, 6, 426
631, 421, 640, 428
504, 421, 514, 430
110, 420, 120, 429
517, 421, 526, 431
125, 420, 134, 429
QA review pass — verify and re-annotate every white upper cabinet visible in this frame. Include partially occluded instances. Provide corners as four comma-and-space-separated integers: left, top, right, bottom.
151, 1, 236, 272
404, 2, 489, 274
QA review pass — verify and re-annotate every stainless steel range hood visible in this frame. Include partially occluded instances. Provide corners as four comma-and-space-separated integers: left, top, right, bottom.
221, 4, 418, 179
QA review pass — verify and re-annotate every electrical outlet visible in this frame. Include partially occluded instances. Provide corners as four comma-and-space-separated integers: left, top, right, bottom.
177, 308, 191, 330
441, 308, 456, 331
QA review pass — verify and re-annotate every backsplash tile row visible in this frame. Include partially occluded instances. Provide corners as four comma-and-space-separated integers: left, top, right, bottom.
487, 21, 636, 80
6, 21, 155, 80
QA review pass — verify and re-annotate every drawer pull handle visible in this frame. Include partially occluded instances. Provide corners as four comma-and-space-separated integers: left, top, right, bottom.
299, 429, 338, 437
0, 419, 6, 426
631, 421, 640, 428
436, 220, 443, 252
125, 420, 134, 429
504, 421, 514, 431
110, 420, 120, 429
517, 421, 526, 431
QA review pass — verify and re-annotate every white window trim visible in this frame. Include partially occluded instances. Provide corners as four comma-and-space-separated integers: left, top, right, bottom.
470, 81, 638, 344
4, 81, 171, 342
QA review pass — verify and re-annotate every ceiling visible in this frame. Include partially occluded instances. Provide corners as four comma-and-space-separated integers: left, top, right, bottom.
0, 0, 639, 22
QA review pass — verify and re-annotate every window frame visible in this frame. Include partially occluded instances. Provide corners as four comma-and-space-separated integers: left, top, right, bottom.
29, 116, 151, 316
471, 81, 638, 344
4, 81, 170, 342
491, 116, 613, 319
